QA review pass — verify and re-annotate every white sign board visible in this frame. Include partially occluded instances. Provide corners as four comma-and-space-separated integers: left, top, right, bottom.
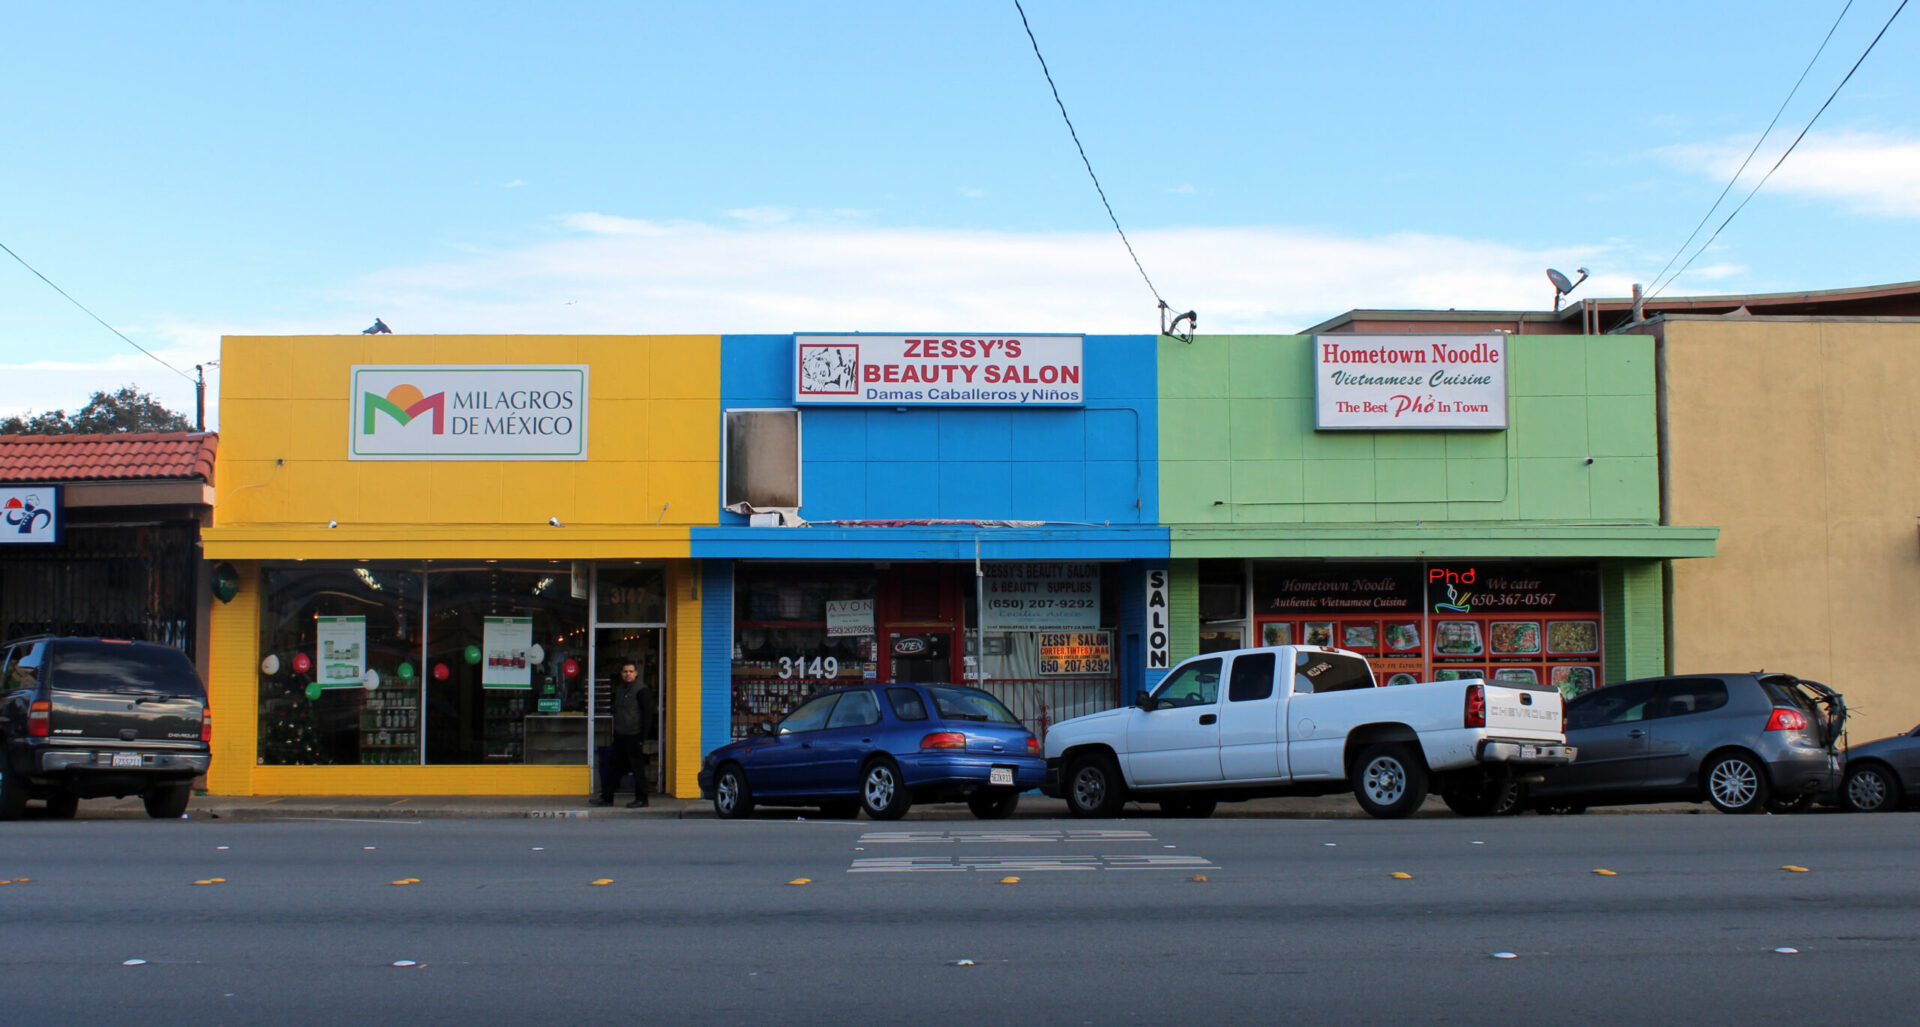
1145, 568, 1170, 671
315, 616, 367, 690
982, 562, 1100, 631
1, 485, 61, 544
350, 365, 588, 460
794, 335, 1084, 406
825, 599, 876, 638
482, 616, 534, 688
1313, 334, 1507, 430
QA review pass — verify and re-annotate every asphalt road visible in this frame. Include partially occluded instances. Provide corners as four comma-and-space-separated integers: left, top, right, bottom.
3, 812, 1916, 1024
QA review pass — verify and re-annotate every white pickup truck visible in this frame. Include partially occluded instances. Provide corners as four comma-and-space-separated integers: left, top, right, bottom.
1041, 645, 1575, 819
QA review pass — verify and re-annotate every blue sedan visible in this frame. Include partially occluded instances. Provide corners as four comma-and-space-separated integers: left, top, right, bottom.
698, 683, 1044, 820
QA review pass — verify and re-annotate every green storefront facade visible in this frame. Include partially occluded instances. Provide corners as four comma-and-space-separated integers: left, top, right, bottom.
1153, 333, 1713, 695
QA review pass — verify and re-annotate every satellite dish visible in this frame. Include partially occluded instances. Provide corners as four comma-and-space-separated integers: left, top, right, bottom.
1547, 268, 1574, 294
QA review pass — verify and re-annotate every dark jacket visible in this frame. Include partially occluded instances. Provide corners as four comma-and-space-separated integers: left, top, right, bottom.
612, 678, 655, 739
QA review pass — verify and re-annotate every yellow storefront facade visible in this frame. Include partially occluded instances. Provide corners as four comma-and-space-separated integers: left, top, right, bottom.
203, 335, 718, 796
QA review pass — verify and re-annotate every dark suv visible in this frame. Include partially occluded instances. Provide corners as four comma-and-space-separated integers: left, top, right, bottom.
0, 637, 211, 819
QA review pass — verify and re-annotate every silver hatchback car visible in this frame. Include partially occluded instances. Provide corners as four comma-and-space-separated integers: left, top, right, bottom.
1528, 673, 1845, 814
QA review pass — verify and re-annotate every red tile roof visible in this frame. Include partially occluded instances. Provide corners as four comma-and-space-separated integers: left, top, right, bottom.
0, 432, 218, 483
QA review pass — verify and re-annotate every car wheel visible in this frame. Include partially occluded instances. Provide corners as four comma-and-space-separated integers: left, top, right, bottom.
1441, 780, 1521, 818
1063, 753, 1128, 818
1703, 752, 1770, 814
0, 764, 27, 821
43, 794, 80, 819
860, 758, 912, 821
712, 764, 754, 820
966, 788, 1020, 820
143, 783, 191, 819
1159, 797, 1218, 818
819, 800, 860, 820
1842, 763, 1903, 813
1351, 743, 1429, 819
1765, 793, 1815, 814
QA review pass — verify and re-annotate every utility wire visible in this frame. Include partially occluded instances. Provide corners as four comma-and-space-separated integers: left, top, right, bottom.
1652, 0, 1908, 299
1013, 0, 1166, 307
1646, 0, 1854, 297
0, 238, 194, 381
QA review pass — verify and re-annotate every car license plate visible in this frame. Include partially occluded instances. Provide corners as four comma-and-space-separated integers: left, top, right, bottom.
989, 767, 1014, 786
112, 753, 142, 768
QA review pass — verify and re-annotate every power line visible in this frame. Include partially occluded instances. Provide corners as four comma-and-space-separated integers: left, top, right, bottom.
1652, 0, 1909, 299
1646, 0, 1854, 297
1013, 0, 1166, 307
0, 238, 193, 381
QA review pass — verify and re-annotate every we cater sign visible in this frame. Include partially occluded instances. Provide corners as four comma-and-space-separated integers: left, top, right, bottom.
1313, 334, 1507, 430
350, 366, 588, 460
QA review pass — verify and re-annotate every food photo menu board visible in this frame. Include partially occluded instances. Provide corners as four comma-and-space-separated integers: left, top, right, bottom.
1252, 562, 1603, 694
1427, 564, 1601, 698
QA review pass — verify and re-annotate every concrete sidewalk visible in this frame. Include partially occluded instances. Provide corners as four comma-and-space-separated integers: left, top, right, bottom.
67, 792, 1714, 821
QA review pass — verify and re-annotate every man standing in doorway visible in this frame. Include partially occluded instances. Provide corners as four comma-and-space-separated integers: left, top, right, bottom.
592, 660, 654, 808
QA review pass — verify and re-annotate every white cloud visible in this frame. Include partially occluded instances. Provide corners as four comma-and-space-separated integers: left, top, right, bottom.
958, 186, 986, 199
2, 217, 1654, 430
339, 215, 1637, 337
1665, 130, 1920, 217
502, 179, 527, 188
1165, 183, 1196, 194
722, 206, 793, 226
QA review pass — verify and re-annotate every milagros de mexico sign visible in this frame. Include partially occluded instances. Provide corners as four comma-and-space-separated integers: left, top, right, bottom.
350, 366, 589, 460
793, 335, 1084, 406
1313, 334, 1507, 430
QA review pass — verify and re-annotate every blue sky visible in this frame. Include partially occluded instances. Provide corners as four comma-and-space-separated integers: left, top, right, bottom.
4, 1, 1916, 428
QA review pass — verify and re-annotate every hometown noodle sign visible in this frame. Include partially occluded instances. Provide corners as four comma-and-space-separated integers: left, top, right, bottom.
1313, 334, 1507, 430
794, 335, 1084, 406
350, 366, 588, 460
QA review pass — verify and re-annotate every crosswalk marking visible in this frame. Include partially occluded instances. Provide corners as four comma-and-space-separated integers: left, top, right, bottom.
849, 854, 1218, 873
858, 829, 1156, 845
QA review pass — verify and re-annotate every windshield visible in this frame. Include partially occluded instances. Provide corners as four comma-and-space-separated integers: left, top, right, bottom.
49, 642, 203, 697
926, 685, 1019, 723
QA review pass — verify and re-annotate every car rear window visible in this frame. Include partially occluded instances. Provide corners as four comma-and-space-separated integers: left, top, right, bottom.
48, 642, 204, 697
926, 685, 1019, 723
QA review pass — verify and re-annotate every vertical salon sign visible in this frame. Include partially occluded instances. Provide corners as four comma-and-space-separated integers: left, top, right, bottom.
1145, 568, 1169, 670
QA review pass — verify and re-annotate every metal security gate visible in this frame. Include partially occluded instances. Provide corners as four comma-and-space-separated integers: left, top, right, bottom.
0, 521, 200, 657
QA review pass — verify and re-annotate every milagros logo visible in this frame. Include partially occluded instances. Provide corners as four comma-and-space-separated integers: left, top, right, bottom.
349, 365, 588, 461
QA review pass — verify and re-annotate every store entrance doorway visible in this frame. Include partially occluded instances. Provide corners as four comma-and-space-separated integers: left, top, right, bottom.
886, 631, 953, 683
593, 627, 664, 799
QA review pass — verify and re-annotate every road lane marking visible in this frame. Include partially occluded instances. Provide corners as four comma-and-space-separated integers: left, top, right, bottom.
850, 854, 1217, 873
857, 829, 1156, 844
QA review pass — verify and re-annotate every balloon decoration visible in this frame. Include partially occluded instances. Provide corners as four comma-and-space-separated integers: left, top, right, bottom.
261, 654, 281, 676
292, 652, 312, 675
463, 645, 482, 665
561, 657, 580, 679
433, 662, 450, 681
530, 643, 546, 664
304, 682, 322, 700
397, 662, 415, 681
362, 669, 381, 690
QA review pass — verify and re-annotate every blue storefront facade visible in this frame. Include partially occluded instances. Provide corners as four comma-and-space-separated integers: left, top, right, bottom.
691, 333, 1167, 757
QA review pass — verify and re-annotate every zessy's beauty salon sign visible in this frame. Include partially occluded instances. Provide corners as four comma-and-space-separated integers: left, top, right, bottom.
794, 335, 1084, 406
350, 366, 588, 460
1313, 334, 1507, 430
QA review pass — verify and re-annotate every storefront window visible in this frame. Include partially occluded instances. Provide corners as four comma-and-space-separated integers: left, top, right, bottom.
256, 562, 588, 766
257, 566, 423, 766
423, 566, 589, 764
731, 564, 877, 737
1251, 561, 1603, 696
